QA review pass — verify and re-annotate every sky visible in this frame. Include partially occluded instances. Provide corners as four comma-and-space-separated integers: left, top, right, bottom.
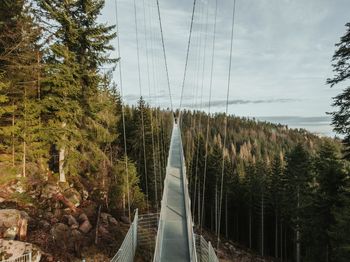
99, 0, 350, 137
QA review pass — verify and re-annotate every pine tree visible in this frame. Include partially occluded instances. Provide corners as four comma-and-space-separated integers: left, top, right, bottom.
327, 22, 350, 158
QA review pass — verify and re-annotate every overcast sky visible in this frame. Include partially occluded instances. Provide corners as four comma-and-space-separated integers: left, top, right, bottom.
100, 0, 350, 136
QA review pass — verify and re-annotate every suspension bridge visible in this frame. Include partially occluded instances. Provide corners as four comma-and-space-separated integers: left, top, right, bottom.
111, 121, 219, 262
111, 0, 237, 260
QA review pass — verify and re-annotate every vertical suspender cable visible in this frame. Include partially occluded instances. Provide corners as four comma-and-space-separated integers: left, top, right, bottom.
179, 0, 197, 118
149, 0, 163, 209
133, 0, 150, 213
188, 0, 203, 209
200, 0, 218, 233
217, 0, 237, 249
152, 1, 165, 200
155, 0, 174, 113
115, 0, 131, 221
192, 0, 209, 226
142, 0, 159, 214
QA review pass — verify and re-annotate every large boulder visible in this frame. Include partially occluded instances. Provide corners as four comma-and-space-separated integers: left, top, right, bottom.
0, 240, 41, 262
0, 209, 28, 241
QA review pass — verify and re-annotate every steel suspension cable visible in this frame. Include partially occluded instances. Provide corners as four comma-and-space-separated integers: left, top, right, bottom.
152, 0, 169, 197
155, 0, 174, 113
192, 0, 209, 225
217, 0, 238, 249
115, 0, 131, 221
142, 0, 159, 214
200, 0, 218, 233
188, 0, 204, 198
149, 0, 163, 208
133, 0, 150, 212
179, 0, 198, 116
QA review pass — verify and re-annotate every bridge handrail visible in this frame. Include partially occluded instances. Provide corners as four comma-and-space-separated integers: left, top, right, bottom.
195, 234, 219, 262
0, 252, 32, 262
179, 125, 198, 262
153, 125, 173, 261
111, 209, 138, 262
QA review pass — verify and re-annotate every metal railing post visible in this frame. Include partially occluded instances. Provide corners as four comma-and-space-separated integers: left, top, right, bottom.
133, 209, 138, 255
208, 241, 212, 262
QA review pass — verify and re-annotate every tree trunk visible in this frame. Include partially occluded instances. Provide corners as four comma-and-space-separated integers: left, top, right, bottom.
225, 192, 228, 238
95, 205, 101, 244
215, 182, 218, 234
123, 193, 126, 215
12, 102, 15, 167
249, 207, 252, 249
261, 192, 264, 256
296, 186, 300, 262
198, 181, 201, 226
59, 122, 67, 183
22, 141, 26, 177
280, 222, 283, 261
235, 212, 238, 242
211, 207, 214, 231
59, 146, 66, 182
284, 227, 287, 261
275, 211, 278, 258
22, 87, 26, 177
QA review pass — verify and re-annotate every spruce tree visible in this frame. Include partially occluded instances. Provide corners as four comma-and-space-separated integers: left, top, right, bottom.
327, 23, 350, 158
37, 0, 118, 183
0, 78, 14, 155
0, 0, 44, 175
285, 144, 313, 262
269, 154, 286, 259
329, 180, 350, 262
311, 140, 347, 261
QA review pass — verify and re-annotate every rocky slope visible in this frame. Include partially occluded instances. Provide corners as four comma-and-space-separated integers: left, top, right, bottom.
0, 175, 276, 261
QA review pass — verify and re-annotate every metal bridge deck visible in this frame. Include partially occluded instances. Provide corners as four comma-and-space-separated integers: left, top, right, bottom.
158, 124, 191, 261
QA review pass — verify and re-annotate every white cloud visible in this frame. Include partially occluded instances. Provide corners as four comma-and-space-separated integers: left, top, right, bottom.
100, 0, 350, 135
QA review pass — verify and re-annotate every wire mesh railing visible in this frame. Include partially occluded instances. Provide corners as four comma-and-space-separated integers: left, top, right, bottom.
153, 137, 171, 261
0, 253, 32, 262
110, 209, 138, 262
179, 125, 198, 262
137, 212, 159, 261
195, 234, 219, 262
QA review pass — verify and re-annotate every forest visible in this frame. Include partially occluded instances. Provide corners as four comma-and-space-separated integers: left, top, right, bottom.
181, 111, 349, 261
0, 0, 350, 261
